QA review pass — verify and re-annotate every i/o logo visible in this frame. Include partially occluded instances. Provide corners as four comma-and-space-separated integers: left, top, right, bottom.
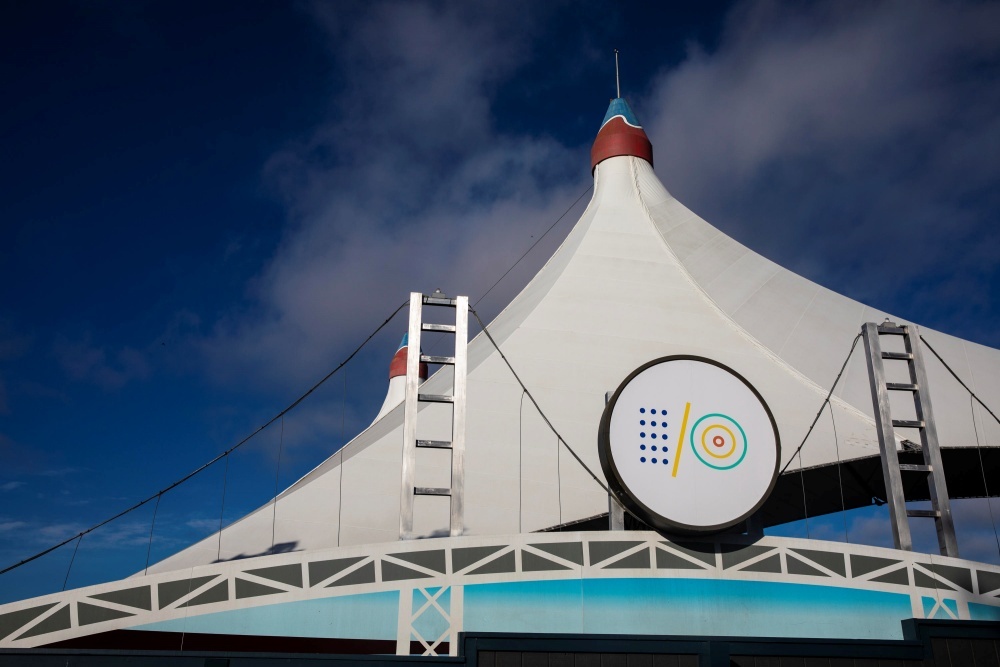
599, 356, 780, 533
634, 405, 747, 475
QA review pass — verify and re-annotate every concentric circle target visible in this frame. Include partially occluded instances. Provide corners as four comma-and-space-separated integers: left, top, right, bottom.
690, 413, 747, 470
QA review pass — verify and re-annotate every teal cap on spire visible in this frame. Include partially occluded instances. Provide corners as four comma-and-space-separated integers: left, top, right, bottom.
601, 98, 642, 129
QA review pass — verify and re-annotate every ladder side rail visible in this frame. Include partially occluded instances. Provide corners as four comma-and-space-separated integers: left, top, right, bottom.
449, 296, 469, 537
907, 327, 960, 557
862, 322, 913, 551
400, 292, 423, 540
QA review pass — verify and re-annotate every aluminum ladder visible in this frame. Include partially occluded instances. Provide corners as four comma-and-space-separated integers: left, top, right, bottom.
399, 291, 469, 540
861, 320, 958, 557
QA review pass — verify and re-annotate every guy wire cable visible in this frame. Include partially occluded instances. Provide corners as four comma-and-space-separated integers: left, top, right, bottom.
518, 389, 525, 533
470, 307, 609, 494
971, 394, 1000, 557
271, 415, 285, 549
779, 333, 862, 476
423, 183, 592, 358
799, 449, 810, 539
470, 306, 650, 527
338, 367, 347, 548
556, 431, 563, 526
829, 408, 850, 543
473, 184, 592, 311
217, 454, 229, 561
62, 535, 82, 592
0, 299, 409, 577
143, 492, 162, 575
920, 334, 1000, 426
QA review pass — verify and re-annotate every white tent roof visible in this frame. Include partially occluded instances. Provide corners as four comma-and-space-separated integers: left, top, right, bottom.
146, 99, 1000, 574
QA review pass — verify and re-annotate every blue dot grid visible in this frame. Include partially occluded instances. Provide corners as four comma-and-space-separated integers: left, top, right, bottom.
639, 408, 669, 466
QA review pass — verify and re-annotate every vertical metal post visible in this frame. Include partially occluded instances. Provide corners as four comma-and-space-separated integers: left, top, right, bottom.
450, 296, 468, 537
399, 292, 422, 540
605, 391, 625, 530
862, 322, 912, 551
908, 327, 959, 557
609, 496, 625, 530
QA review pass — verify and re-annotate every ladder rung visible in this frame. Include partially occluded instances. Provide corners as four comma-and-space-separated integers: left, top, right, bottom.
418, 393, 454, 403
422, 323, 457, 333
416, 439, 452, 449
892, 419, 925, 429
906, 509, 940, 518
886, 382, 918, 391
882, 351, 913, 360
420, 354, 455, 364
898, 463, 931, 472
414, 487, 451, 497
423, 296, 457, 307
877, 325, 907, 335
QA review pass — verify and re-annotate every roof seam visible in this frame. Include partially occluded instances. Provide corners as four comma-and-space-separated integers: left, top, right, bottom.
702, 248, 767, 293
628, 157, 879, 439
776, 283, 822, 356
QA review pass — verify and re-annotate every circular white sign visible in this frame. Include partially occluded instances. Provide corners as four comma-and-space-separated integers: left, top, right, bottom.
598, 356, 780, 533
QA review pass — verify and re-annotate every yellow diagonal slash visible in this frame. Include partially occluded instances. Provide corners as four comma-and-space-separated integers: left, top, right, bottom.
671, 402, 692, 478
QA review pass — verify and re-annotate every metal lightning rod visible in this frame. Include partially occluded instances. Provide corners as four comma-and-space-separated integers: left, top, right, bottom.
614, 49, 620, 98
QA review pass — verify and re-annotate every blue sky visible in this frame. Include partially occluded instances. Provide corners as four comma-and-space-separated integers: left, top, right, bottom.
1, 0, 999, 602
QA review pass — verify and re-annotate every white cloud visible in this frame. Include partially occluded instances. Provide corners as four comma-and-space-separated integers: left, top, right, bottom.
198, 0, 1000, 401
186, 518, 221, 533
642, 0, 1000, 339
53, 336, 150, 390
200, 0, 583, 390
0, 521, 27, 533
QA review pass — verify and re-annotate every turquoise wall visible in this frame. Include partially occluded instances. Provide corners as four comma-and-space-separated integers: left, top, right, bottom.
464, 578, 913, 640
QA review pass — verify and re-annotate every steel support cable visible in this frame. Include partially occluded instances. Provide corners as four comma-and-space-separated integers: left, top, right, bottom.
217, 455, 229, 561
271, 416, 285, 549
472, 184, 592, 310
143, 493, 162, 575
421, 184, 592, 362
337, 369, 346, 548
920, 334, 1000, 427
970, 395, 1000, 558
470, 307, 610, 494
518, 389, 525, 533
556, 431, 563, 526
798, 450, 810, 539
471, 305, 860, 530
919, 333, 1000, 556
779, 333, 863, 476
62, 535, 82, 592
0, 299, 409, 578
829, 409, 850, 543
471, 306, 651, 528
469, 306, 645, 523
